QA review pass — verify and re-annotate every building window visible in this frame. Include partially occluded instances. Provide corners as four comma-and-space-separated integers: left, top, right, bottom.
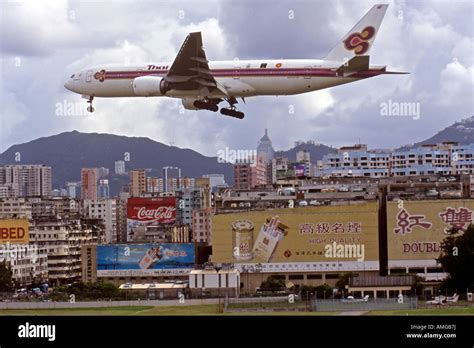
307, 274, 322, 279
288, 275, 304, 280
325, 274, 339, 279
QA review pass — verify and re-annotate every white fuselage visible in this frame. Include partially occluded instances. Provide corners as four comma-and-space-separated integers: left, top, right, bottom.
64, 59, 385, 100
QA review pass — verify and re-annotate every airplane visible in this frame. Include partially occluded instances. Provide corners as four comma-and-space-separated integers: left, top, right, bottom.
64, 4, 406, 119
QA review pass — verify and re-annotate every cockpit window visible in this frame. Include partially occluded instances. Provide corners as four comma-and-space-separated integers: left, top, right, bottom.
70, 74, 75, 78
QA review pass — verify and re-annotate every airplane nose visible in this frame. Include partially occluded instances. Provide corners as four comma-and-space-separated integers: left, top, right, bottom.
64, 79, 73, 91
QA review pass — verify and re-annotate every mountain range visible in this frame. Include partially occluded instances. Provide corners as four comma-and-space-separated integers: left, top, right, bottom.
0, 131, 234, 196
397, 116, 474, 150
1, 116, 473, 196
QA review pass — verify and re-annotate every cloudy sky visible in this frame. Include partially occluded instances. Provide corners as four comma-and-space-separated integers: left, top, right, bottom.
0, 0, 473, 157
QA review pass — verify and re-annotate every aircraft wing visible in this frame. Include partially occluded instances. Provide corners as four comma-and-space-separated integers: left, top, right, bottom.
165, 32, 229, 96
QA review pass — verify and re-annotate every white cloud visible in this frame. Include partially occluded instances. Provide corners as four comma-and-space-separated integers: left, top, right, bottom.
439, 60, 474, 106
299, 90, 335, 118
1, 0, 86, 55
0, 90, 29, 150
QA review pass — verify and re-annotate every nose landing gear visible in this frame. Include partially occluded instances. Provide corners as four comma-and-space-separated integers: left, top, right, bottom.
86, 96, 94, 113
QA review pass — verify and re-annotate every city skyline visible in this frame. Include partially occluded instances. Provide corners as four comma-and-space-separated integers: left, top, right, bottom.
2, 112, 474, 161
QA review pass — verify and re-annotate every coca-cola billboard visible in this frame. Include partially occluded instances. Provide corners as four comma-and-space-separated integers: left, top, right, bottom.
128, 197, 176, 223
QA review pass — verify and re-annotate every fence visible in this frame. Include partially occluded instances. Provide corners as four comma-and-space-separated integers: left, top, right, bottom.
225, 296, 311, 312
312, 297, 417, 312
0, 298, 220, 309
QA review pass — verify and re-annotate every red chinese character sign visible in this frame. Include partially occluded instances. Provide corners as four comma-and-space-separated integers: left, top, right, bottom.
439, 207, 472, 233
387, 201, 473, 261
394, 209, 432, 235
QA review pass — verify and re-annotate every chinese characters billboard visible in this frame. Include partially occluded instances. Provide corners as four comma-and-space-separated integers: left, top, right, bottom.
97, 243, 195, 275
387, 200, 473, 260
127, 197, 176, 240
211, 202, 379, 263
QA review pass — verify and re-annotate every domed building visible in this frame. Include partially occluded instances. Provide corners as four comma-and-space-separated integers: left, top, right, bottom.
257, 128, 275, 163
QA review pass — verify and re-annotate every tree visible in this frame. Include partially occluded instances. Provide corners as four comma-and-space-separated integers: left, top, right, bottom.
335, 272, 354, 290
300, 284, 332, 299
314, 284, 332, 298
0, 261, 14, 292
47, 281, 123, 301
260, 276, 285, 290
437, 224, 474, 291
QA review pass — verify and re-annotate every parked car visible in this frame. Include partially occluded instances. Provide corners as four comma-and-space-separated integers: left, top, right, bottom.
238, 202, 251, 208
338, 186, 349, 192
426, 189, 439, 197
440, 190, 462, 198
309, 200, 320, 206
298, 200, 308, 207
438, 177, 447, 182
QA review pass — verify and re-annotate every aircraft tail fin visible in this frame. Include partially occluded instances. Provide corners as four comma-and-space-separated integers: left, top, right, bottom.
324, 4, 388, 62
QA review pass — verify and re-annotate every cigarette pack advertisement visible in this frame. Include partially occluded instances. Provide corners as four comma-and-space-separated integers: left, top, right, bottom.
253, 216, 289, 262
212, 203, 379, 263
229, 215, 289, 263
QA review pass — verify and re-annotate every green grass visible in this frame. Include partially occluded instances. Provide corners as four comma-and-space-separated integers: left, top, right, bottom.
0, 304, 335, 316
137, 305, 221, 315
366, 306, 474, 316
0, 306, 154, 316
2, 304, 473, 316
227, 301, 308, 309
226, 310, 336, 316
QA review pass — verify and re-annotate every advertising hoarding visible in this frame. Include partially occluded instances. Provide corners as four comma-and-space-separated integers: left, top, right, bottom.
0, 219, 29, 244
212, 202, 379, 263
387, 200, 473, 261
97, 243, 195, 276
127, 197, 176, 240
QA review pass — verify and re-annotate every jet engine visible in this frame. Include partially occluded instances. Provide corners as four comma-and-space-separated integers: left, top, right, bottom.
181, 98, 201, 110
132, 76, 169, 96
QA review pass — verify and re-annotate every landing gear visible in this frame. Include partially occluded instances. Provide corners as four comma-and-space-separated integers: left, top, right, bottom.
189, 96, 245, 119
220, 108, 244, 119
86, 96, 94, 113
220, 97, 245, 119
194, 100, 219, 112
